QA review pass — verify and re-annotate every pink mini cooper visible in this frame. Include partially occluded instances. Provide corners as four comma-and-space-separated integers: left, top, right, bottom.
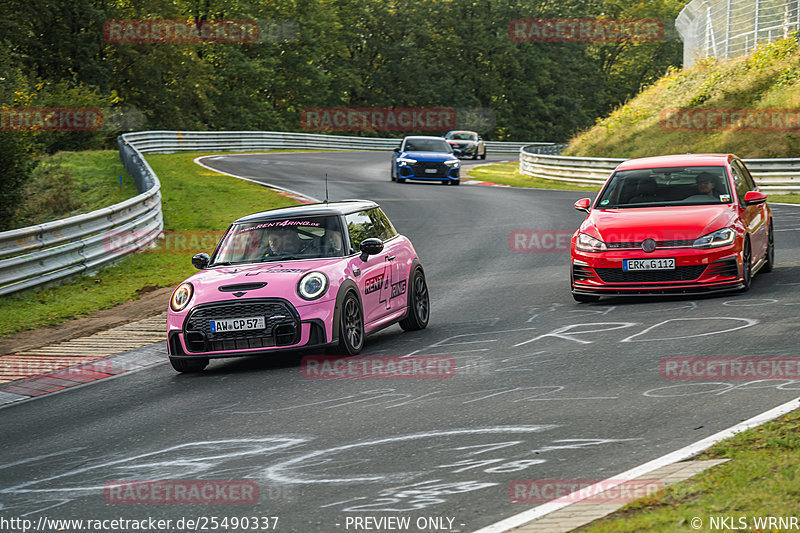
167, 201, 430, 372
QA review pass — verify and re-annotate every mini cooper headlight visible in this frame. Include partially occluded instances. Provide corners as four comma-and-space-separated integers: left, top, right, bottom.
397, 157, 417, 165
693, 227, 735, 249
298, 272, 329, 300
576, 233, 607, 252
444, 160, 460, 167
170, 283, 193, 312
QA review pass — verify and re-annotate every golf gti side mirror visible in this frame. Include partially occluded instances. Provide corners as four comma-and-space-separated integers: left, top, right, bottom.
359, 238, 384, 261
192, 253, 210, 269
574, 198, 591, 213
743, 191, 767, 206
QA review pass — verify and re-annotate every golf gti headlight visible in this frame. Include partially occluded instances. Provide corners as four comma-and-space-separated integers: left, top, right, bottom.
444, 160, 460, 167
170, 283, 193, 312
298, 272, 329, 300
576, 233, 607, 252
397, 157, 417, 165
693, 227, 735, 249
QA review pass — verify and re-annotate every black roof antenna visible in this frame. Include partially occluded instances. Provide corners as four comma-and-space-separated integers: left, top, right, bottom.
324, 173, 329, 203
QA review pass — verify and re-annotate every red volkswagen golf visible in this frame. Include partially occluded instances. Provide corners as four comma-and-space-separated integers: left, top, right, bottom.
570, 154, 773, 302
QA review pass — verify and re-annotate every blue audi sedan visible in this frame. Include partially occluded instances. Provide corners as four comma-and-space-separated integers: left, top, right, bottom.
391, 136, 461, 185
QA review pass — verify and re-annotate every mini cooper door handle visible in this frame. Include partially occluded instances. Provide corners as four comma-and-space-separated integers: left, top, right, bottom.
387, 255, 396, 261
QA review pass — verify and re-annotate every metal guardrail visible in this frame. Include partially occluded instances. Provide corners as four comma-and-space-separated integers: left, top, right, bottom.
122, 130, 557, 155
0, 137, 163, 296
519, 146, 800, 192
0, 130, 555, 296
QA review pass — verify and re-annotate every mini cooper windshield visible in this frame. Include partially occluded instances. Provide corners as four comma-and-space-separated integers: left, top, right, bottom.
211, 215, 345, 265
595, 166, 734, 209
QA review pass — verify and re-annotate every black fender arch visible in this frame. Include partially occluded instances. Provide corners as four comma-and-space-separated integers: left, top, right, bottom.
401, 258, 425, 321
331, 279, 362, 344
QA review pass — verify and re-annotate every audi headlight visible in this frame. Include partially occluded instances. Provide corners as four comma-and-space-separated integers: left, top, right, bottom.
170, 283, 193, 312
397, 157, 417, 164
693, 227, 735, 249
576, 233, 607, 252
444, 160, 460, 167
298, 272, 329, 300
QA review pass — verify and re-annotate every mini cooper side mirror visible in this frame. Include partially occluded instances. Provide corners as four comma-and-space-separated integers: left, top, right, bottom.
192, 253, 210, 269
574, 198, 591, 213
359, 238, 384, 261
394, 147, 401, 152
743, 191, 767, 206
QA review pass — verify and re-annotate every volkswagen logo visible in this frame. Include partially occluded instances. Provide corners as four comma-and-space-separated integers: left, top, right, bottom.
641, 239, 657, 253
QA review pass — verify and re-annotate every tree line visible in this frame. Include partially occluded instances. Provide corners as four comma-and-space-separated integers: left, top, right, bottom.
0, 0, 685, 227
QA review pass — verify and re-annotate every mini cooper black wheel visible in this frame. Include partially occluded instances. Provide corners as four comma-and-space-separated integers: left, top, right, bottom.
337, 292, 364, 355
400, 268, 430, 331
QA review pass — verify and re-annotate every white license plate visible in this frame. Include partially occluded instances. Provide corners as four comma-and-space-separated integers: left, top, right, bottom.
210, 316, 265, 333
623, 258, 676, 271
424, 168, 437, 174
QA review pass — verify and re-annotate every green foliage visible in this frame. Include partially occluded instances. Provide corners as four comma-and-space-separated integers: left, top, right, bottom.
0, 0, 686, 143
0, 132, 35, 229
566, 36, 800, 158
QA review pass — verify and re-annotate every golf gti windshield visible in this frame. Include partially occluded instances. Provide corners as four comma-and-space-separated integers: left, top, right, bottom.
595, 166, 733, 208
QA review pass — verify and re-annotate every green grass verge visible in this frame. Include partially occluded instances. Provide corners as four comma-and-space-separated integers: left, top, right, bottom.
575, 408, 800, 532
467, 162, 800, 204
12, 150, 140, 229
0, 151, 297, 336
466, 161, 602, 192
566, 38, 800, 159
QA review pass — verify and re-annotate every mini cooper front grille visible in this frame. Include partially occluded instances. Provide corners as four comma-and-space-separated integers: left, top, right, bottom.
704, 257, 739, 278
183, 299, 300, 353
411, 162, 448, 177
595, 265, 707, 283
606, 240, 694, 250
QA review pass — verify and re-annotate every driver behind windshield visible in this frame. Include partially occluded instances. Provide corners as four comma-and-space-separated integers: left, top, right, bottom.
695, 172, 719, 198
265, 227, 304, 256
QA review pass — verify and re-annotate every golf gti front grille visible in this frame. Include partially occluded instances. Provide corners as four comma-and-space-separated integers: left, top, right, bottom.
595, 265, 707, 283
183, 298, 300, 353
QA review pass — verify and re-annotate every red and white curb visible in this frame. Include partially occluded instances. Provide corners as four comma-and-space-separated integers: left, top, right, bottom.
0, 314, 168, 407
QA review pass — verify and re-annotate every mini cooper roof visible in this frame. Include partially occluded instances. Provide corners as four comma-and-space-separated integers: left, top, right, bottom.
615, 154, 734, 171
233, 200, 380, 224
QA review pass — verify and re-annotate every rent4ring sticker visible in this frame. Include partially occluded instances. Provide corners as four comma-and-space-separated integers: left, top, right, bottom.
210, 316, 266, 332
623, 258, 675, 271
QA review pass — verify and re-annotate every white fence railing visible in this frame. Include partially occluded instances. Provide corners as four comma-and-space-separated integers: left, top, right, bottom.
519, 147, 800, 192
122, 130, 560, 155
0, 137, 162, 297
677, 0, 800, 67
